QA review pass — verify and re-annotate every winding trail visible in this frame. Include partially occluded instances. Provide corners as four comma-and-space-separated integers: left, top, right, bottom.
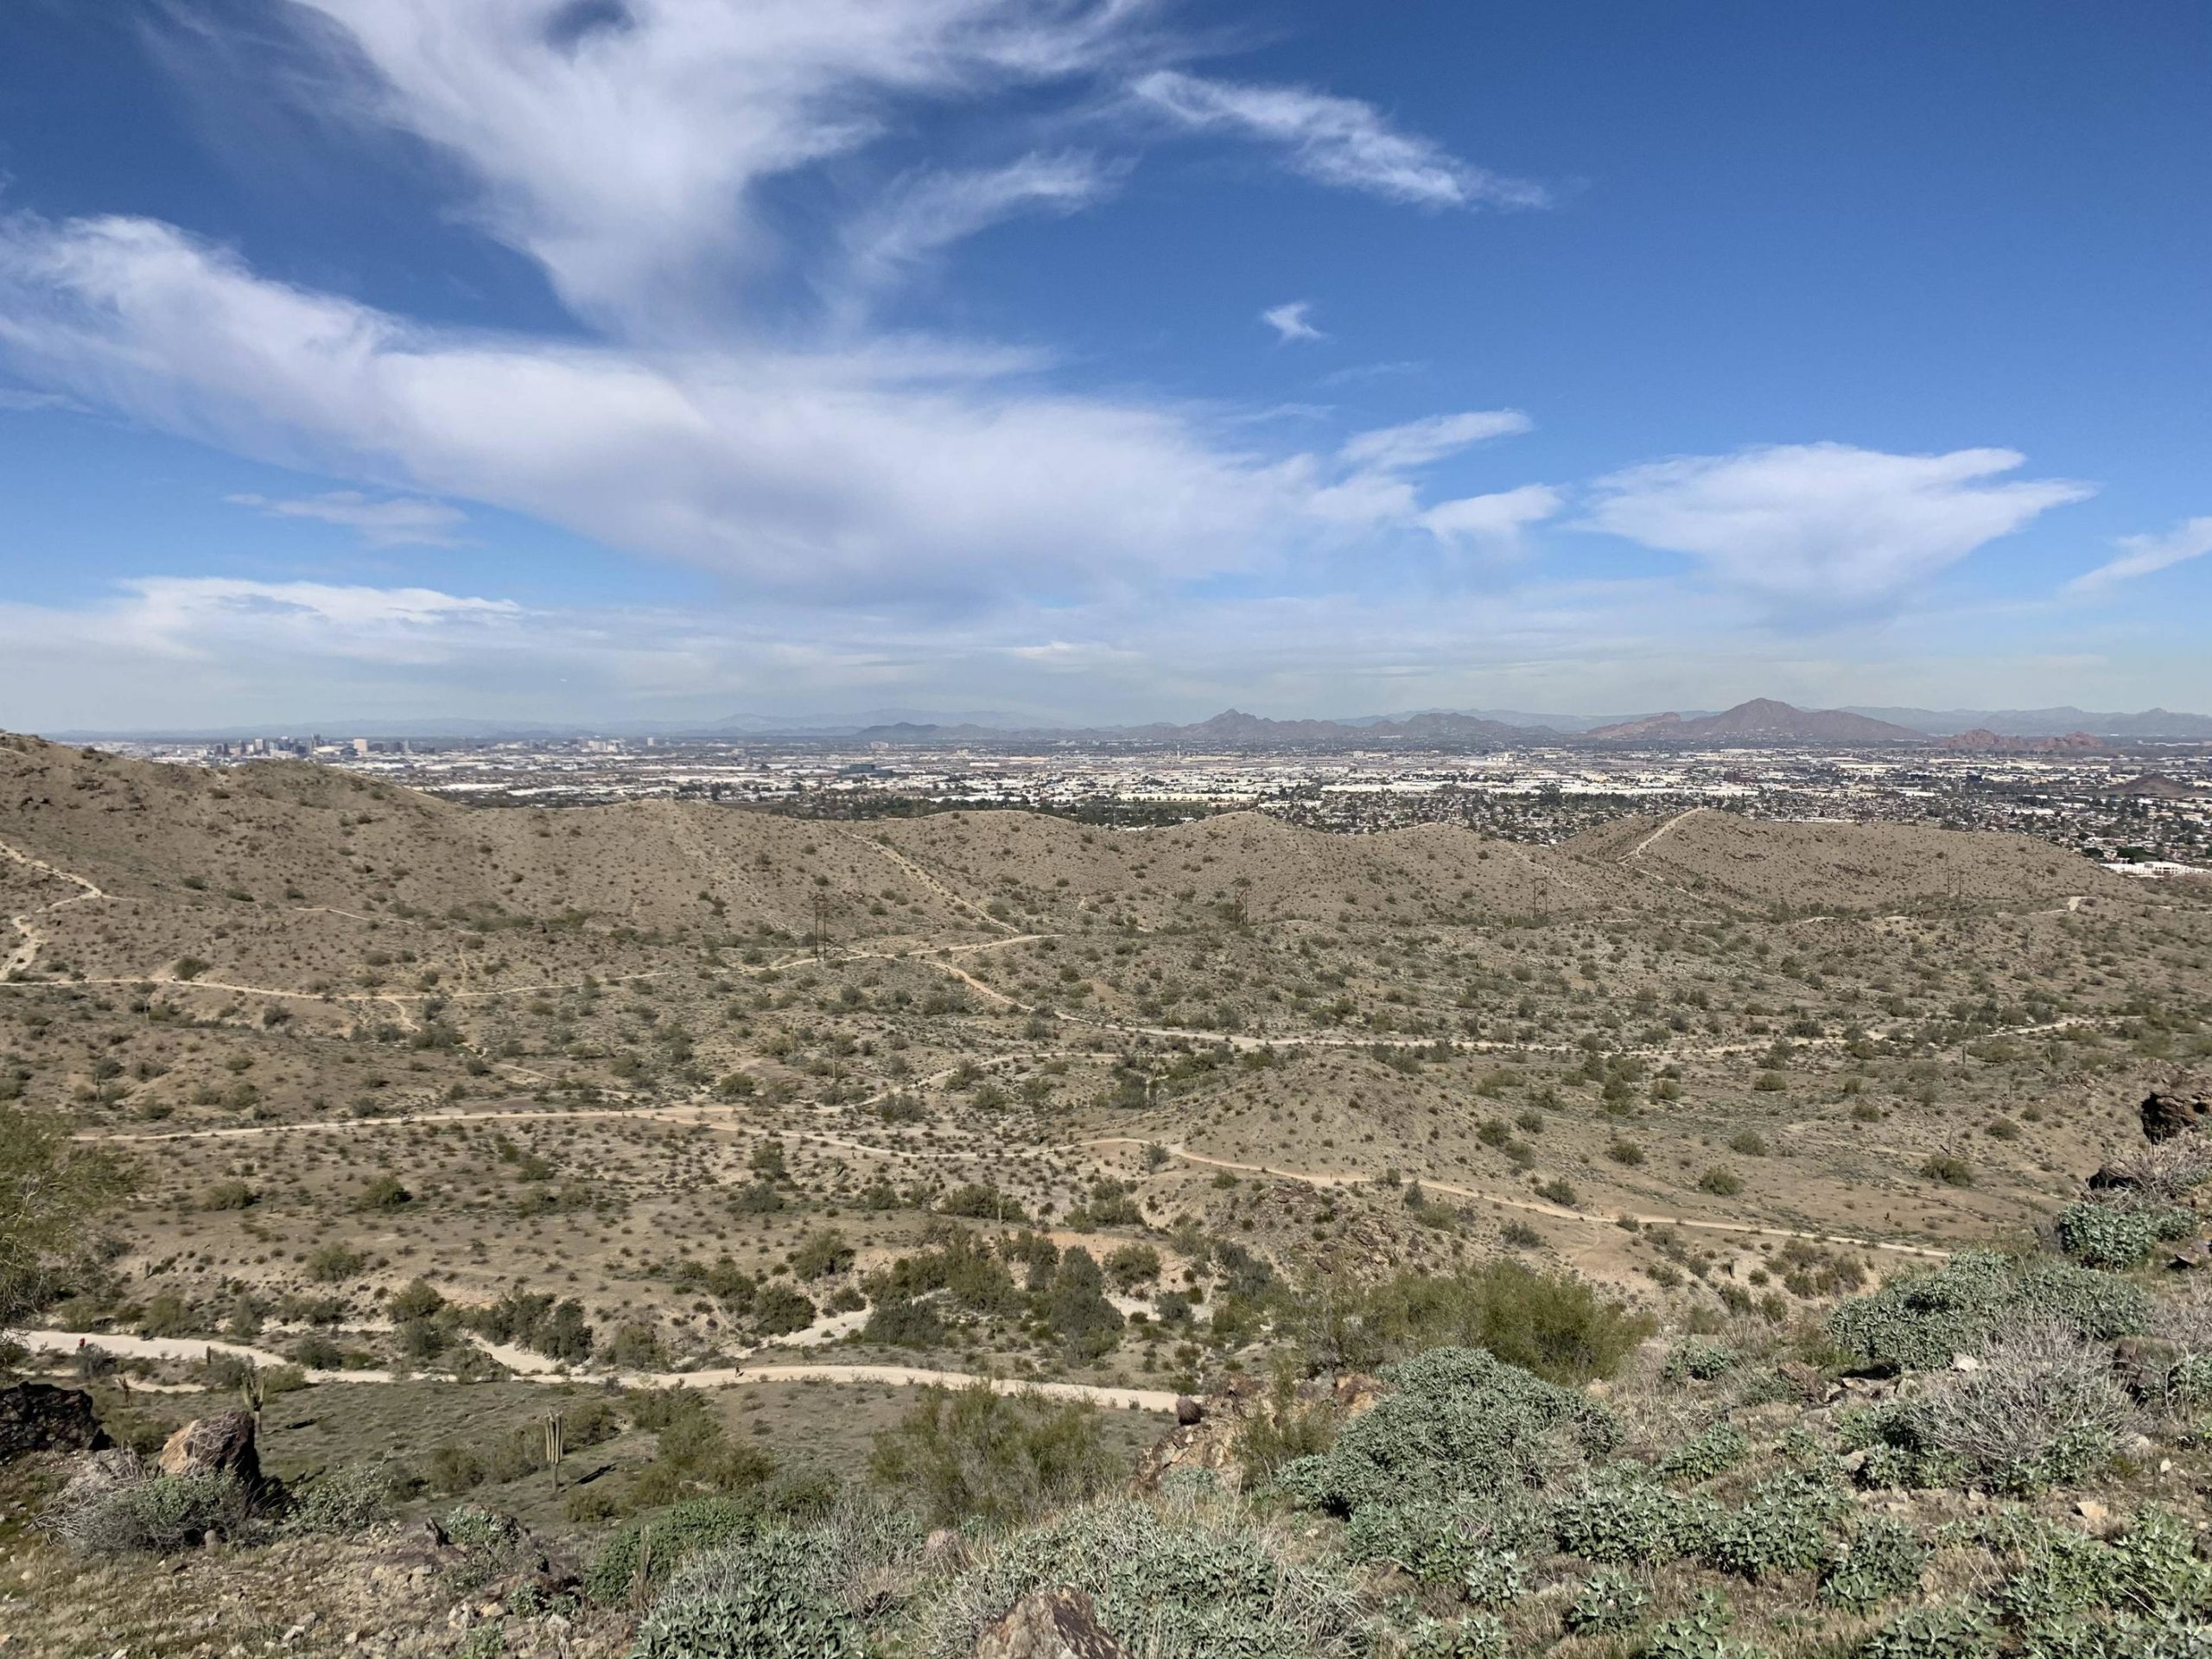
1075, 1137, 1950, 1261
12, 1330, 1178, 1412
0, 834, 106, 981
1626, 807, 1704, 861
836, 828, 1018, 935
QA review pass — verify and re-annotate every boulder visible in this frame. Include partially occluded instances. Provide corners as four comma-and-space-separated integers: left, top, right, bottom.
159, 1408, 260, 1484
0, 1382, 110, 1459
2141, 1086, 2212, 1143
975, 1587, 1128, 1659
1174, 1395, 1204, 1427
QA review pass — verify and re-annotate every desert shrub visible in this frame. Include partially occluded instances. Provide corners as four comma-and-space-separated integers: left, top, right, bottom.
425, 1443, 487, 1495
1664, 1338, 1738, 1382
1827, 1250, 2150, 1372
1700, 1471, 1850, 1580
1660, 1421, 1748, 1484
1400, 1614, 1507, 1659
632, 1530, 858, 1659
868, 1383, 1114, 1528
52, 1471, 256, 1554
1921, 1318, 2134, 1492
1642, 1592, 1734, 1659
1995, 1507, 2212, 1632
1567, 1570, 1651, 1635
1457, 1548, 1529, 1610
791, 1230, 855, 1280
287, 1461, 392, 1535
1043, 1248, 1123, 1357
2054, 1202, 2196, 1270
1821, 1517, 1929, 1610
1698, 1167, 1745, 1197
199, 1179, 257, 1211
585, 1496, 764, 1607
304, 1243, 366, 1283
1279, 1346, 1620, 1522
1858, 1605, 2000, 1659
1231, 1372, 1338, 1484
1307, 1262, 1652, 1382
750, 1285, 816, 1338
919, 1497, 1365, 1659
1342, 1492, 1544, 1585
2094, 1140, 2212, 1205
1921, 1154, 1974, 1188
1551, 1475, 1718, 1566
938, 1184, 1026, 1222
387, 1277, 445, 1320
861, 1295, 945, 1348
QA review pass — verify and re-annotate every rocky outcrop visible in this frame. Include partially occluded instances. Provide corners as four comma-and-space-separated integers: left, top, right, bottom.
1131, 1370, 1381, 1494
2141, 1084, 2212, 1143
974, 1587, 1128, 1659
0, 1382, 109, 1459
159, 1408, 261, 1484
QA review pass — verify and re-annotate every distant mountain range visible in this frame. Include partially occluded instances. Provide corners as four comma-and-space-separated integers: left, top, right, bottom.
48, 698, 2212, 747
1840, 706, 2212, 739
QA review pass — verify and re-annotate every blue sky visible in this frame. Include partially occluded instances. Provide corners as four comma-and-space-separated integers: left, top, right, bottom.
0, 0, 2207, 731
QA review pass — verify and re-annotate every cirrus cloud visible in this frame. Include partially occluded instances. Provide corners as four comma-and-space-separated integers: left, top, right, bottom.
1584, 442, 2093, 613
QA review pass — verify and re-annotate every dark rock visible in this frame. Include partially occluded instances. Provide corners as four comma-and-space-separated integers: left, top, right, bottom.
0, 1382, 110, 1459
2142, 1087, 2212, 1143
1775, 1361, 1836, 1403
975, 1587, 1128, 1659
158, 1409, 260, 1484
1173, 1395, 1204, 1427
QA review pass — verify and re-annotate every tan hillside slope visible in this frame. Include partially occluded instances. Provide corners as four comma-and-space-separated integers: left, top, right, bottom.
1566, 804, 2129, 912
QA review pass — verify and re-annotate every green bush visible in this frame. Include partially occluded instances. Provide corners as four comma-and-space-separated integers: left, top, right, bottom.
286, 1462, 391, 1535
920, 1498, 1364, 1659
1659, 1421, 1748, 1484
1566, 1571, 1651, 1635
1342, 1492, 1543, 1585
1821, 1518, 1929, 1610
861, 1295, 945, 1348
631, 1531, 859, 1659
1552, 1476, 1716, 1566
1859, 1605, 1999, 1659
1306, 1262, 1653, 1383
1700, 1471, 1849, 1580
2055, 1203, 2196, 1270
868, 1383, 1115, 1528
585, 1496, 764, 1607
1642, 1592, 1733, 1659
1664, 1338, 1738, 1382
1279, 1346, 1620, 1522
1827, 1250, 2150, 1372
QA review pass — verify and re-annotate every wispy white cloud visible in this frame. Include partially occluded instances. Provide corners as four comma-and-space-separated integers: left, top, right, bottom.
2068, 515, 2212, 595
1340, 410, 1530, 472
226, 490, 469, 547
841, 152, 1122, 301
1585, 442, 2093, 612
1260, 300, 1324, 343
0, 215, 1533, 605
281, 0, 1162, 330
1420, 483, 1561, 551
1131, 69, 1547, 209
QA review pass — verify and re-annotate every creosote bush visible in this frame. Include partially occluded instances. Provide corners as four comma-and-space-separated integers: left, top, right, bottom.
868, 1382, 1116, 1528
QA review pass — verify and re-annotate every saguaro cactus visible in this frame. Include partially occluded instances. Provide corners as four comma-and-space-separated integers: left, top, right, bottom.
543, 1411, 566, 1491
